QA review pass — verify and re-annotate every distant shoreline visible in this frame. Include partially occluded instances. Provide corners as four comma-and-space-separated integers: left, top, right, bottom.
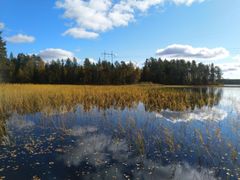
0, 83, 229, 88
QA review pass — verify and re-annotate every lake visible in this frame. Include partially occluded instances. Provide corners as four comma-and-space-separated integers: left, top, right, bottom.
0, 85, 240, 180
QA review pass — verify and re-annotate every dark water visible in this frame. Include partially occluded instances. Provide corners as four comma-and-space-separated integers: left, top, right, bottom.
0, 87, 240, 180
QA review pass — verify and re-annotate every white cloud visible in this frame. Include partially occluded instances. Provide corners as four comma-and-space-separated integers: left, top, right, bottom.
217, 62, 240, 79
68, 126, 98, 136
56, 0, 205, 39
156, 44, 229, 60
61, 133, 128, 167
88, 58, 97, 63
38, 48, 74, 61
0, 22, 5, 30
172, 0, 204, 6
233, 55, 240, 62
6, 34, 35, 43
63, 27, 99, 39
7, 116, 35, 130
132, 161, 216, 180
60, 128, 216, 180
156, 107, 227, 123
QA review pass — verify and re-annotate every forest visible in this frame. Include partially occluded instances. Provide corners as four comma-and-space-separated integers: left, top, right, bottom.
0, 32, 222, 85
220, 79, 240, 85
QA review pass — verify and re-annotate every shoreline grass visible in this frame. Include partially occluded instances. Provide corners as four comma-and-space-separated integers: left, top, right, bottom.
0, 84, 222, 117
0, 84, 222, 143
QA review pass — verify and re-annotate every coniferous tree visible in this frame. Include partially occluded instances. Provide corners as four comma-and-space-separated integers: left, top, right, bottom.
0, 32, 10, 82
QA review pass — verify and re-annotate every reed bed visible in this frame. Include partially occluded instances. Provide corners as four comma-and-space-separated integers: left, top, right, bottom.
0, 84, 221, 139
0, 84, 221, 120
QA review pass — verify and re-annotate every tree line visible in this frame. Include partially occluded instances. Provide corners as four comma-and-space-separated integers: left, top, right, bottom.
220, 79, 240, 85
141, 57, 222, 85
0, 32, 222, 85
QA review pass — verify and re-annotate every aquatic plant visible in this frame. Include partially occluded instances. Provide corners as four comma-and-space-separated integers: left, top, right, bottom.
0, 84, 222, 142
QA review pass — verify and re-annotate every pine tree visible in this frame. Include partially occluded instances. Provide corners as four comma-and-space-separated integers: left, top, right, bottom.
0, 32, 10, 82
0, 32, 7, 61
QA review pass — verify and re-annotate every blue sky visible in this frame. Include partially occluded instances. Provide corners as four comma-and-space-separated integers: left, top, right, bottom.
0, 0, 240, 78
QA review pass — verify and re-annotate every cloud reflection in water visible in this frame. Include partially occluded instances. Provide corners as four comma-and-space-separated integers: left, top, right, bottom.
61, 128, 216, 180
156, 107, 227, 123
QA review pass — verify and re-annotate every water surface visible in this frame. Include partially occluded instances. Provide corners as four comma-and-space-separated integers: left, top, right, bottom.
0, 87, 240, 180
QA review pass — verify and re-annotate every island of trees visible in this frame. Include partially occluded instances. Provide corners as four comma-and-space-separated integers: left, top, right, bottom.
0, 32, 222, 85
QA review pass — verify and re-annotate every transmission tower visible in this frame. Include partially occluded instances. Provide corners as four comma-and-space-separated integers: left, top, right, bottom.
102, 51, 116, 64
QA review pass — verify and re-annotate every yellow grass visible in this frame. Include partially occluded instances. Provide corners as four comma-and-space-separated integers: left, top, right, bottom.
0, 84, 221, 119
0, 84, 221, 139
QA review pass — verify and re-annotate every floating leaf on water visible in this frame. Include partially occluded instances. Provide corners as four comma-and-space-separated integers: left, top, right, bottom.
55, 148, 64, 153
32, 175, 41, 180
